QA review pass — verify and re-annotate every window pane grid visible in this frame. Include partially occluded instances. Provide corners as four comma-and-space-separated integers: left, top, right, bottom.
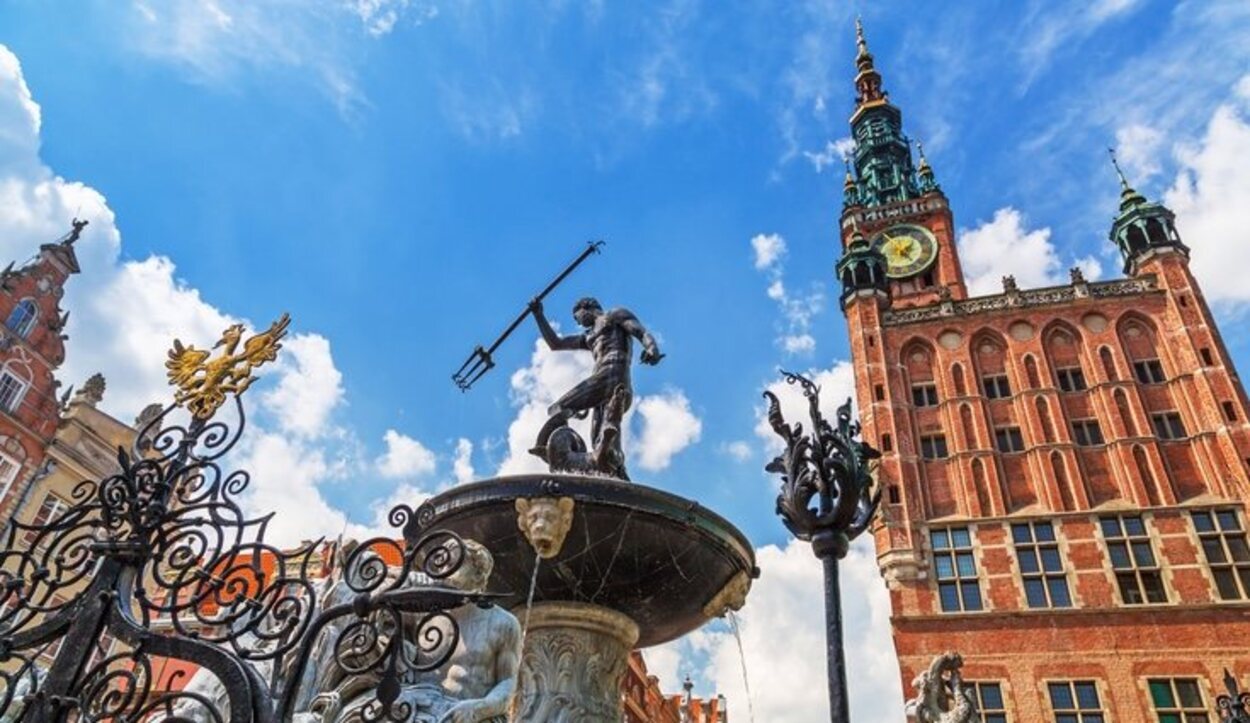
1134, 359, 1167, 384
912, 383, 939, 407
1193, 509, 1250, 601
1071, 419, 1105, 446
971, 682, 1006, 723
0, 372, 25, 413
983, 375, 1011, 399
921, 435, 949, 460
1101, 515, 1168, 605
932, 526, 983, 612
1048, 680, 1105, 722
1057, 367, 1088, 392
1148, 678, 1208, 722
1013, 521, 1072, 608
1152, 412, 1187, 440
995, 427, 1025, 453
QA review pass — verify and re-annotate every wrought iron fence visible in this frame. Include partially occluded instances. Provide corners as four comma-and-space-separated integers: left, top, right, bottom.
0, 318, 488, 722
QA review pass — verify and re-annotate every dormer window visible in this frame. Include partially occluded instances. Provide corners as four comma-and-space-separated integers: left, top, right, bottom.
5, 299, 37, 338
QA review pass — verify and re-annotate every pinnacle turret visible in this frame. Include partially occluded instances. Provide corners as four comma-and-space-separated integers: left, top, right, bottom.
1107, 148, 1187, 275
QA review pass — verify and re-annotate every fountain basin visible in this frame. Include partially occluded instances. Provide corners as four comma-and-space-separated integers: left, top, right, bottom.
417, 474, 756, 648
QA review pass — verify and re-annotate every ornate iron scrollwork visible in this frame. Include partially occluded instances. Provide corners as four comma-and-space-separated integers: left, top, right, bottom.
0, 318, 490, 723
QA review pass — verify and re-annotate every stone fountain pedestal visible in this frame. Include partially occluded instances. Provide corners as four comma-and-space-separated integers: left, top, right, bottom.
418, 474, 756, 723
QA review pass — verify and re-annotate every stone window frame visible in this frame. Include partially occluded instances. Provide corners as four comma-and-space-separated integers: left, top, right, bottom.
920, 434, 949, 460
1190, 507, 1250, 602
982, 373, 1012, 400
4, 298, 38, 338
1097, 513, 1169, 606
1145, 677, 1209, 722
0, 447, 21, 504
966, 680, 1008, 723
911, 382, 939, 407
1070, 419, 1105, 447
1010, 520, 1073, 609
1133, 358, 1167, 385
1055, 366, 1088, 393
0, 365, 30, 415
929, 525, 985, 613
1150, 412, 1186, 441
1044, 678, 1109, 722
993, 426, 1025, 454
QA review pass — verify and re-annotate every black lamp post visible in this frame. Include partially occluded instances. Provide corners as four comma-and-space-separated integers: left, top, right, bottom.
762, 371, 881, 723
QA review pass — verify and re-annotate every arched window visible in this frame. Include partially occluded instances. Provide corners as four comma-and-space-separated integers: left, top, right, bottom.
952, 363, 967, 397
1114, 389, 1137, 437
1044, 325, 1087, 392
1052, 452, 1075, 511
1133, 445, 1161, 506
972, 458, 992, 515
960, 404, 976, 450
1099, 347, 1117, 382
904, 342, 938, 407
1024, 355, 1041, 390
1036, 397, 1054, 443
974, 334, 1011, 399
1119, 318, 1166, 384
5, 299, 37, 338
1146, 218, 1169, 246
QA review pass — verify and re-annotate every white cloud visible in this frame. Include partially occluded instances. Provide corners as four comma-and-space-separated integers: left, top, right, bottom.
0, 43, 391, 549
1016, 0, 1144, 86
258, 333, 345, 438
957, 207, 1103, 296
377, 429, 437, 479
660, 538, 902, 723
634, 391, 702, 472
452, 437, 475, 485
122, 0, 428, 115
497, 337, 700, 477
1165, 76, 1250, 306
1115, 123, 1164, 183
750, 232, 786, 270
497, 337, 594, 476
721, 440, 752, 462
754, 361, 857, 456
750, 232, 824, 356
802, 137, 855, 174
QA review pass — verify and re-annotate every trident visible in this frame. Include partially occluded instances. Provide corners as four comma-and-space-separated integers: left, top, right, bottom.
452, 240, 605, 391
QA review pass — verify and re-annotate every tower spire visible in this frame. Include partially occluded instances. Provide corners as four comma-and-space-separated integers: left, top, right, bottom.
853, 17, 886, 111
1108, 147, 1146, 211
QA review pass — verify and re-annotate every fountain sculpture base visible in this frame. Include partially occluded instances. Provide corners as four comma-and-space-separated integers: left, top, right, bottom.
513, 602, 639, 722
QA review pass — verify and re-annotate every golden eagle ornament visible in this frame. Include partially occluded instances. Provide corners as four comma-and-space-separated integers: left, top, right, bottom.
166, 313, 291, 419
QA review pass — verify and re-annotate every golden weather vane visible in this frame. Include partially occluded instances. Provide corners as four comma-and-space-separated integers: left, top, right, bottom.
165, 313, 292, 419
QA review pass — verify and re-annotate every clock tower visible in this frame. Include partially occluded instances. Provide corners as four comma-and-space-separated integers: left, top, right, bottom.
837, 19, 1250, 723
840, 19, 967, 307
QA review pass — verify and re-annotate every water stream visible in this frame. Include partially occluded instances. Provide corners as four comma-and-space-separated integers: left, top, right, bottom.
727, 610, 757, 723
520, 552, 542, 642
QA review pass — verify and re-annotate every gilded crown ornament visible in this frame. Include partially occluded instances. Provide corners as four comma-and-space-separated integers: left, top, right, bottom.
165, 313, 291, 418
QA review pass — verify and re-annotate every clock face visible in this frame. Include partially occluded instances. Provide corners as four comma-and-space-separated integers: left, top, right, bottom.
870, 224, 939, 279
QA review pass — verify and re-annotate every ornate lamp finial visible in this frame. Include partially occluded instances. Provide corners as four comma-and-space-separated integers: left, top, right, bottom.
166, 313, 291, 419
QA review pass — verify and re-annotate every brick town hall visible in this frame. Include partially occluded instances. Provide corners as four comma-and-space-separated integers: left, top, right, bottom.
837, 20, 1250, 723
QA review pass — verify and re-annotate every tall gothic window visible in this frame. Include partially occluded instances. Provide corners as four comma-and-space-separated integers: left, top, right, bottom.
1192, 509, 1250, 601
1100, 515, 1167, 604
931, 527, 983, 612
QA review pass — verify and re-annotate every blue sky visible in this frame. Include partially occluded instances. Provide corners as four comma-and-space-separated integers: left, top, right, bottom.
1, 1, 1248, 720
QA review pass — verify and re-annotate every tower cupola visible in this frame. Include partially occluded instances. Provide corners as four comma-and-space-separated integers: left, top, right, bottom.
1108, 150, 1188, 275
836, 223, 889, 311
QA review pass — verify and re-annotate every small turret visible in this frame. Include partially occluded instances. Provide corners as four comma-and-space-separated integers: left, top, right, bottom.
916, 141, 940, 194
837, 223, 889, 311
1107, 149, 1187, 275
843, 156, 861, 209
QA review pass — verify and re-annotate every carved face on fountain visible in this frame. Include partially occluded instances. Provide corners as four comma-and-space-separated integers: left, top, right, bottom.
515, 497, 575, 559
445, 538, 494, 594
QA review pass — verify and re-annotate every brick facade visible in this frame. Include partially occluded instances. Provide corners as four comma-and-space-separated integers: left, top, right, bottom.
838, 23, 1250, 723
0, 222, 81, 522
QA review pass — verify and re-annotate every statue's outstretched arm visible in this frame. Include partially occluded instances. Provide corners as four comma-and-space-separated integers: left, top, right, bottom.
620, 313, 662, 365
529, 298, 586, 351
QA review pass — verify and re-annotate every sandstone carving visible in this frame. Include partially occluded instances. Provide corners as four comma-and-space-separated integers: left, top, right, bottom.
516, 496, 575, 559
701, 570, 752, 619
905, 651, 977, 723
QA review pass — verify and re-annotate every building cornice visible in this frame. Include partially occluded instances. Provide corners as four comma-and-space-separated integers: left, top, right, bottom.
881, 275, 1159, 327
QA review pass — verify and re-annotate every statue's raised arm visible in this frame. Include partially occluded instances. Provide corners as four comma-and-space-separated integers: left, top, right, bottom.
527, 296, 662, 481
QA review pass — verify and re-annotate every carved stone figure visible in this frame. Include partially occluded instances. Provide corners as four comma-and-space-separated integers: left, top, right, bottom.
701, 570, 751, 619
527, 296, 662, 480
0, 666, 44, 723
331, 540, 522, 723
515, 497, 575, 559
904, 651, 977, 723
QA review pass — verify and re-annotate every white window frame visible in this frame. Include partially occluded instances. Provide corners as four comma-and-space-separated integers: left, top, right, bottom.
0, 369, 29, 414
5, 298, 37, 338
0, 449, 22, 503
